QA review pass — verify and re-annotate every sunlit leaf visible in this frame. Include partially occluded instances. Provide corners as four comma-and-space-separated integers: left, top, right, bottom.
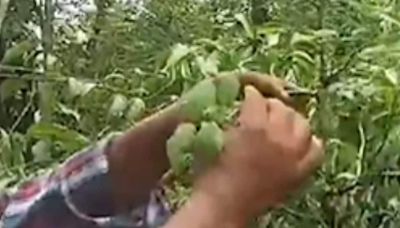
290, 32, 315, 45
234, 13, 254, 38
384, 68, 398, 86
291, 50, 314, 65
104, 73, 126, 81
267, 33, 280, 47
109, 94, 128, 117
379, 13, 400, 28
196, 51, 219, 76
334, 142, 358, 173
360, 45, 387, 56
68, 77, 96, 98
126, 98, 146, 121
32, 140, 51, 162
163, 43, 192, 70
57, 103, 80, 122
0, 128, 12, 167
313, 29, 339, 39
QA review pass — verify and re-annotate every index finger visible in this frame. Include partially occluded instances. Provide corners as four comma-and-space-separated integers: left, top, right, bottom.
239, 72, 292, 105
238, 85, 268, 128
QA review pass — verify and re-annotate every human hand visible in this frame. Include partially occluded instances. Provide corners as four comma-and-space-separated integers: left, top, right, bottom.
193, 85, 324, 224
179, 71, 294, 121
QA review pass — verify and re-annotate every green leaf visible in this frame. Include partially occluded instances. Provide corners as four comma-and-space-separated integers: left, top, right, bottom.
312, 29, 339, 39
163, 43, 192, 70
333, 142, 359, 173
267, 33, 280, 47
109, 94, 128, 117
0, 79, 28, 101
0, 128, 12, 167
28, 123, 89, 152
360, 45, 387, 56
2, 40, 36, 66
57, 103, 80, 122
68, 78, 96, 98
9, 133, 26, 166
32, 140, 51, 162
234, 13, 254, 38
104, 73, 126, 81
379, 13, 400, 28
384, 68, 398, 86
291, 50, 314, 65
196, 51, 219, 76
290, 32, 315, 46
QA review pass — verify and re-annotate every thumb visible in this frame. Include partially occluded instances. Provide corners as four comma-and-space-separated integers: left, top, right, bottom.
239, 86, 268, 127
298, 136, 325, 176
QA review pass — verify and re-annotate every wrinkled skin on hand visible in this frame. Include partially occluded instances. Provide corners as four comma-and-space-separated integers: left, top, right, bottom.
193, 85, 324, 222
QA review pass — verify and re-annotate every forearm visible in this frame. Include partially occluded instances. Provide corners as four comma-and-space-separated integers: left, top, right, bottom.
164, 165, 254, 228
106, 102, 187, 212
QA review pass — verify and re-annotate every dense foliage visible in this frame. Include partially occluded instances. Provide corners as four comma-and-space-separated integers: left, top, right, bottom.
1, 0, 400, 226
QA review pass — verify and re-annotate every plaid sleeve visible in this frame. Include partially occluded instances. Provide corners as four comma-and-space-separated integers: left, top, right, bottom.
0, 141, 171, 228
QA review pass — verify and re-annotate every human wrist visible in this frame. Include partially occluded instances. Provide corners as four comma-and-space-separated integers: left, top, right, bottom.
164, 185, 246, 228
196, 159, 282, 222
193, 167, 260, 226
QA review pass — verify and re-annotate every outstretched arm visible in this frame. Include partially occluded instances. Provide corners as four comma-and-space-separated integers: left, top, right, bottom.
105, 72, 295, 213
106, 102, 185, 212
164, 86, 324, 228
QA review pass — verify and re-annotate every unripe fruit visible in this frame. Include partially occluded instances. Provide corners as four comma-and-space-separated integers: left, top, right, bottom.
127, 98, 146, 120
193, 121, 224, 163
216, 75, 240, 106
167, 123, 197, 175
181, 79, 216, 122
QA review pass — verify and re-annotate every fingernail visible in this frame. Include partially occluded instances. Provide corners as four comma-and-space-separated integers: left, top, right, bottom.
312, 136, 324, 150
244, 85, 258, 95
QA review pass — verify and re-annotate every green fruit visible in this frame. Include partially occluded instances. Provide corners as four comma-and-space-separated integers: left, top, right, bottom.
193, 121, 224, 163
2, 41, 35, 66
181, 79, 216, 122
216, 75, 240, 106
167, 123, 197, 174
126, 98, 146, 120
203, 105, 234, 126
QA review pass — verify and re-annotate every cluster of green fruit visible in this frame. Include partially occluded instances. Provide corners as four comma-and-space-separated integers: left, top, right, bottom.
166, 74, 241, 181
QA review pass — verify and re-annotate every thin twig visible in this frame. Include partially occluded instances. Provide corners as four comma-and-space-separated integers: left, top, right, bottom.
356, 122, 366, 177
372, 94, 398, 157
331, 45, 366, 78
9, 87, 35, 133
0, 65, 44, 73
317, 0, 327, 85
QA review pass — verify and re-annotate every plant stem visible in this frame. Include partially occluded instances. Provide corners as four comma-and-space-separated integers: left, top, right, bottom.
318, 0, 327, 84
